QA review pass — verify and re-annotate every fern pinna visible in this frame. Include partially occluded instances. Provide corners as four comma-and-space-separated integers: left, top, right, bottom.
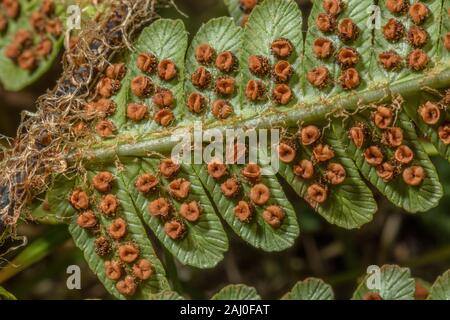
1, 0, 450, 299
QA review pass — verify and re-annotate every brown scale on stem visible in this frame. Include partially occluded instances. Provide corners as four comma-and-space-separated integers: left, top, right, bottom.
221, 177, 240, 198
376, 162, 396, 182
307, 183, 328, 204
212, 100, 233, 119
158, 59, 177, 81
364, 146, 384, 166
215, 77, 236, 96
316, 13, 335, 33
118, 242, 140, 263
168, 178, 191, 200
116, 276, 136, 297
383, 19, 404, 42
154, 108, 174, 127
408, 26, 428, 48
241, 163, 261, 183
234, 201, 253, 223
127, 103, 148, 122
135, 174, 159, 193
383, 127, 404, 147
100, 194, 119, 217
164, 218, 186, 240
70, 190, 89, 210
179, 201, 202, 222
195, 43, 215, 64
307, 66, 329, 88
153, 88, 174, 108
191, 66, 212, 89
132, 259, 153, 280
93, 172, 114, 193
148, 197, 171, 218
136, 52, 157, 73
77, 211, 97, 229
108, 217, 128, 240
438, 124, 450, 144
277, 142, 296, 163
104, 260, 122, 281
409, 3, 428, 25
339, 68, 360, 90
271, 38, 293, 58
245, 80, 266, 101
248, 55, 270, 77
379, 51, 402, 70
300, 125, 321, 145
207, 161, 227, 179
250, 183, 270, 206
313, 38, 334, 59
403, 166, 425, 186
394, 145, 414, 165
86, 99, 116, 117
337, 18, 359, 42
419, 101, 440, 125
373, 105, 393, 129
131, 75, 153, 97
263, 205, 285, 228
407, 49, 428, 71
216, 51, 237, 73
313, 144, 335, 162
159, 159, 180, 178
272, 61, 293, 83
272, 84, 292, 105
187, 92, 206, 114
293, 160, 315, 179
325, 163, 346, 185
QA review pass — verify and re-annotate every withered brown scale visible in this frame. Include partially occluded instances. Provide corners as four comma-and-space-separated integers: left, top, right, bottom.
234, 201, 253, 223
77, 211, 97, 229
316, 13, 335, 33
116, 276, 136, 297
379, 51, 402, 70
99, 194, 119, 216
419, 102, 441, 125
179, 201, 202, 222
168, 178, 191, 199
191, 66, 212, 89
195, 43, 216, 64
394, 145, 414, 165
293, 159, 315, 179
383, 19, 404, 42
215, 77, 236, 96
148, 197, 171, 218
108, 217, 128, 240
187, 92, 206, 114
408, 26, 428, 48
132, 259, 153, 281
438, 124, 450, 144
364, 146, 384, 166
127, 103, 148, 122
300, 125, 321, 146
164, 218, 186, 240
407, 49, 428, 71
154, 108, 174, 127
337, 18, 359, 42
271, 38, 294, 58
277, 143, 297, 163
272, 84, 293, 105
70, 189, 89, 210
313, 38, 334, 59
339, 68, 360, 90
409, 3, 429, 25
313, 144, 335, 162
272, 60, 293, 83
376, 162, 395, 182
307, 183, 328, 204
248, 55, 270, 77
403, 166, 425, 186
250, 183, 270, 206
93, 171, 114, 193
245, 80, 266, 101
153, 88, 174, 108
118, 242, 140, 263
212, 100, 233, 119
336, 47, 359, 68
221, 177, 240, 198
104, 260, 122, 281
307, 66, 329, 88
131, 75, 154, 97
136, 52, 158, 73
215, 51, 237, 73
135, 174, 159, 193
263, 205, 285, 228
241, 163, 261, 183
158, 59, 177, 81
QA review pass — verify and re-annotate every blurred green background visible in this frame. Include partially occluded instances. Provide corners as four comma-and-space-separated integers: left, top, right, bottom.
1, 0, 450, 300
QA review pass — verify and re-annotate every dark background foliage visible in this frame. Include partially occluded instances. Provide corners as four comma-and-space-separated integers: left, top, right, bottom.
0, 0, 449, 299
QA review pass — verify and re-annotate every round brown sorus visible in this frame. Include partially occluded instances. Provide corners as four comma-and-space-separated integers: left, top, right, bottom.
159, 159, 180, 178
364, 146, 384, 166
272, 60, 293, 82
263, 205, 285, 228
212, 99, 233, 119
126, 103, 148, 122
307, 183, 328, 204
136, 52, 157, 73
409, 2, 428, 25
158, 59, 177, 81
154, 108, 174, 127
153, 88, 174, 108
3, 0, 20, 18
394, 145, 414, 164
0, 14, 7, 32
135, 174, 159, 193
97, 77, 120, 98
168, 178, 191, 199
108, 217, 128, 240
30, 11, 45, 33
272, 84, 292, 105
4, 43, 20, 60
300, 125, 321, 146
221, 177, 240, 198
277, 142, 296, 163
148, 197, 171, 218
349, 126, 365, 148
95, 236, 111, 256
207, 161, 227, 179
14, 30, 33, 48
132, 259, 153, 280
419, 101, 440, 125
17, 50, 36, 70
187, 92, 206, 113
438, 124, 450, 144
195, 43, 215, 64
407, 49, 428, 70
313, 144, 335, 162
323, 0, 343, 16
116, 276, 136, 297
180, 201, 202, 222
164, 218, 186, 240
363, 292, 383, 300
96, 120, 115, 137
307, 66, 329, 88
271, 38, 294, 58
77, 211, 97, 229
104, 260, 122, 280
215, 77, 236, 96
234, 201, 253, 223
191, 66, 212, 89
72, 121, 87, 137
293, 159, 315, 179
70, 190, 89, 210
248, 55, 270, 77
250, 183, 270, 206
46, 19, 62, 37
35, 37, 53, 58
118, 242, 140, 263
41, 0, 54, 15
316, 13, 335, 33
377, 162, 396, 182
337, 18, 359, 42
408, 26, 428, 48
241, 163, 261, 183
106, 63, 126, 80
373, 105, 393, 129
325, 163, 346, 185
313, 38, 334, 59
336, 47, 359, 68
386, 0, 408, 14
403, 165, 425, 186
384, 127, 404, 147
245, 80, 266, 101
239, 0, 257, 13
100, 194, 120, 216
379, 51, 402, 70
216, 51, 237, 73
383, 19, 404, 42
339, 67, 360, 90
93, 171, 114, 193
445, 33, 450, 51
131, 75, 153, 97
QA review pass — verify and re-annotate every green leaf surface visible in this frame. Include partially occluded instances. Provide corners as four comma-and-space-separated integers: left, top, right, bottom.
211, 284, 261, 300
281, 278, 334, 300
428, 270, 450, 300
0, 286, 16, 300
